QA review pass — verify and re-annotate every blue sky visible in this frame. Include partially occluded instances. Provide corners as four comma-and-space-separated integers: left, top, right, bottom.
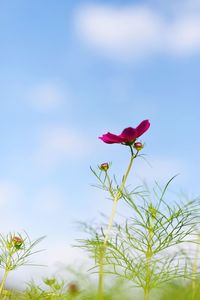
0, 0, 200, 287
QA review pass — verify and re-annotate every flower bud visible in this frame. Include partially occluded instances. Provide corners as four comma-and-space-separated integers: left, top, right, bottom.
149, 205, 157, 219
44, 278, 56, 286
99, 162, 109, 171
134, 142, 143, 151
12, 236, 23, 249
54, 283, 62, 290
68, 282, 79, 294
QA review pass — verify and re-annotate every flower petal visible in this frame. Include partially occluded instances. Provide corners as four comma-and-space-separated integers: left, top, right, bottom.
119, 127, 137, 142
135, 120, 150, 138
99, 132, 124, 144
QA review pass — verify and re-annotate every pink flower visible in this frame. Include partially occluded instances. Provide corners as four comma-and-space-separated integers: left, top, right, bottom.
99, 120, 150, 145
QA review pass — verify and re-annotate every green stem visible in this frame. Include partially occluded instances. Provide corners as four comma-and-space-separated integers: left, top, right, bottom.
0, 269, 9, 296
98, 247, 104, 300
144, 288, 149, 300
98, 151, 135, 300
0, 246, 15, 296
144, 216, 154, 300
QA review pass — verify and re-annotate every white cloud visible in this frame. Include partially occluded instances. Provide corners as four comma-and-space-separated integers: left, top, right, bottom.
75, 5, 163, 59
30, 82, 65, 112
75, 4, 200, 60
167, 16, 200, 55
34, 125, 92, 169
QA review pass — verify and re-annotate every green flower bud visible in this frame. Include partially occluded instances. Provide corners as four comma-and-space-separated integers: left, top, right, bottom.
134, 142, 143, 151
44, 278, 56, 286
12, 236, 23, 249
99, 163, 109, 171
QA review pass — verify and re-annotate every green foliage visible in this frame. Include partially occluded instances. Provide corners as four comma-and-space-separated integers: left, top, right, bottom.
0, 232, 45, 297
0, 232, 45, 271
159, 280, 200, 300
77, 178, 200, 297
0, 140, 200, 300
24, 277, 76, 300
1, 277, 200, 299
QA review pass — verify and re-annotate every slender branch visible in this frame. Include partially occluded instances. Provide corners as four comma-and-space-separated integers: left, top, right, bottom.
144, 211, 154, 300
98, 152, 135, 300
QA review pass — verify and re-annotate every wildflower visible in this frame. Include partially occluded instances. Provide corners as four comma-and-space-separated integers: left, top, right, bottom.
134, 142, 143, 151
12, 236, 23, 249
99, 120, 150, 145
99, 162, 109, 171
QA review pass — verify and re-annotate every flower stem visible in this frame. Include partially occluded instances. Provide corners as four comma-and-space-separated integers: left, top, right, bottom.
98, 151, 135, 300
144, 288, 149, 300
0, 247, 14, 296
0, 269, 9, 296
98, 247, 104, 300
144, 213, 154, 300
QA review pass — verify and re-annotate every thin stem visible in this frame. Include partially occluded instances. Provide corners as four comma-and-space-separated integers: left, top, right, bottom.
144, 213, 154, 300
105, 172, 115, 199
0, 269, 9, 296
0, 245, 15, 296
98, 152, 135, 300
130, 145, 134, 156
98, 247, 104, 300
104, 153, 135, 245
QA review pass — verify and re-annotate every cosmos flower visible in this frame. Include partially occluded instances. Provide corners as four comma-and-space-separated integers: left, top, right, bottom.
99, 120, 150, 145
